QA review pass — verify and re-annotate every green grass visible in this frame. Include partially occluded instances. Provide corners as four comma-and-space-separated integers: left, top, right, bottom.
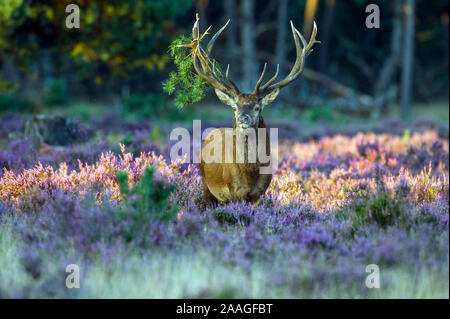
27, 97, 449, 128
1, 222, 447, 298
390, 101, 449, 124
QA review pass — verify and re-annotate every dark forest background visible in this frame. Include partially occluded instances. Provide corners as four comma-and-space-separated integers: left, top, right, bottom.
0, 0, 448, 119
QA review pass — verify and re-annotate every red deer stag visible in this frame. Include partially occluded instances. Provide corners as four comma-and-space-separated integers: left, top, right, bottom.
187, 15, 319, 207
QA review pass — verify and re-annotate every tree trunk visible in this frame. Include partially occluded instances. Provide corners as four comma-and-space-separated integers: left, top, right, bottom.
318, 0, 336, 73
260, 0, 278, 23
275, 0, 288, 74
273, 0, 289, 104
401, 0, 415, 119
195, 0, 209, 32
371, 0, 403, 117
241, 0, 256, 91
225, 0, 238, 66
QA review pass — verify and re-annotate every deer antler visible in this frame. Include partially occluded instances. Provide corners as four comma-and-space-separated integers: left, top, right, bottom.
254, 21, 320, 94
186, 14, 240, 97
184, 15, 318, 97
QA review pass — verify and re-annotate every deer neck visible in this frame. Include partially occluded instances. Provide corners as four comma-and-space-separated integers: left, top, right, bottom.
231, 116, 269, 170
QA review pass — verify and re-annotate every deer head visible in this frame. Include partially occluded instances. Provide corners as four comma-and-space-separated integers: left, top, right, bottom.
184, 15, 319, 129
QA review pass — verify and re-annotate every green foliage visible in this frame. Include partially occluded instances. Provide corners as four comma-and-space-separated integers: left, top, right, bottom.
43, 78, 69, 106
123, 93, 169, 117
193, 287, 243, 298
120, 132, 135, 148
115, 166, 177, 244
349, 171, 409, 228
211, 208, 252, 226
69, 103, 92, 122
306, 105, 336, 123
351, 189, 406, 228
0, 92, 33, 112
123, 93, 166, 118
112, 132, 137, 156
162, 35, 211, 108
0, 0, 23, 24
123, 93, 185, 121
124, 94, 160, 111
0, 1, 192, 81
402, 129, 411, 142
115, 167, 177, 226
0, 78, 17, 92
116, 171, 129, 197
150, 124, 164, 143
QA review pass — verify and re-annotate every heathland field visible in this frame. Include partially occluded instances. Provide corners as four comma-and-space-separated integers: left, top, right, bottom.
0, 102, 448, 298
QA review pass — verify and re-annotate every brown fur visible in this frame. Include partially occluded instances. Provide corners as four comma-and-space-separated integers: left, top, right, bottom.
199, 116, 272, 207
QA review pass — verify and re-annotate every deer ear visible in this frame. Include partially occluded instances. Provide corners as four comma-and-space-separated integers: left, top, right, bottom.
261, 88, 280, 106
214, 88, 235, 107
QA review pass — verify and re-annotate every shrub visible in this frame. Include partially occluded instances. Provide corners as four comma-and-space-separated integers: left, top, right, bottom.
115, 132, 136, 156
350, 189, 407, 228
306, 105, 336, 123
123, 93, 174, 119
43, 78, 69, 106
0, 92, 33, 112
115, 167, 178, 242
124, 93, 162, 111
116, 166, 177, 220
211, 208, 252, 226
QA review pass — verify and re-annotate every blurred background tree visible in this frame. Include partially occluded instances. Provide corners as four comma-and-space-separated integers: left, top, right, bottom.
0, 0, 191, 100
0, 0, 448, 117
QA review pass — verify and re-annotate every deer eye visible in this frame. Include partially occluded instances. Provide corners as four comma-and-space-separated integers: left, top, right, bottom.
254, 105, 261, 112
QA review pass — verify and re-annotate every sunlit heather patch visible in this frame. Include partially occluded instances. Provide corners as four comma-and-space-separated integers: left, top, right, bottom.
0, 131, 448, 212
279, 130, 448, 160
0, 144, 202, 208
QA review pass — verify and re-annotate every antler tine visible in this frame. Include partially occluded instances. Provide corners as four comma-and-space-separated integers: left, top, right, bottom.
201, 25, 212, 41
226, 64, 241, 94
192, 14, 200, 41
260, 64, 279, 91
258, 21, 302, 92
193, 45, 209, 81
207, 19, 230, 55
285, 20, 304, 78
295, 23, 308, 49
253, 63, 267, 94
192, 19, 239, 97
266, 21, 320, 91
193, 45, 231, 94
307, 21, 320, 51
293, 21, 320, 77
190, 15, 240, 97
211, 59, 220, 79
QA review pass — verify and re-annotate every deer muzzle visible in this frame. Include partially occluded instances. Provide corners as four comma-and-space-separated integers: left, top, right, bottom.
237, 114, 252, 129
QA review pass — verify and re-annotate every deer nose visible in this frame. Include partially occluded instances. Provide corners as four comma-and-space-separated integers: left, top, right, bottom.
238, 114, 251, 124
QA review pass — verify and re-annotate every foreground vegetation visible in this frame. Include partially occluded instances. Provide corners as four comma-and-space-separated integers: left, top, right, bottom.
0, 102, 448, 298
